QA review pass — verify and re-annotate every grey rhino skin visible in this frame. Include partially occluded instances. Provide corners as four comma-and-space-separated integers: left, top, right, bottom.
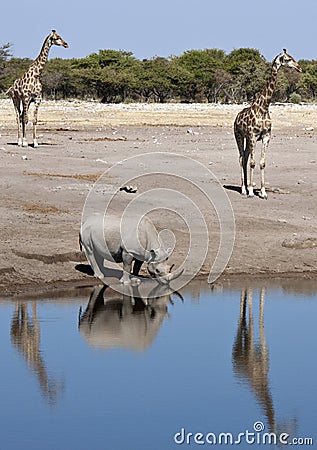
80, 213, 183, 284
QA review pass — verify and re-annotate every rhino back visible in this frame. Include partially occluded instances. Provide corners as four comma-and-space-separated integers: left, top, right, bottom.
82, 214, 160, 262
118, 215, 161, 260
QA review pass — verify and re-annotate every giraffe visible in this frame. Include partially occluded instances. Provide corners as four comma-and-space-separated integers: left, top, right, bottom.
10, 30, 68, 148
234, 49, 302, 199
232, 287, 276, 432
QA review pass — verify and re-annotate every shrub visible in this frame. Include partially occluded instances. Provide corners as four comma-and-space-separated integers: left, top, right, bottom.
289, 92, 301, 104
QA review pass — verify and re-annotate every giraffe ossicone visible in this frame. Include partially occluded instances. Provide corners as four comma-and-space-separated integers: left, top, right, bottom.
10, 30, 68, 148
234, 49, 302, 199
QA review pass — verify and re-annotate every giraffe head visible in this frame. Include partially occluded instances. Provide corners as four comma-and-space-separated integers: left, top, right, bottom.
50, 30, 68, 48
274, 49, 302, 72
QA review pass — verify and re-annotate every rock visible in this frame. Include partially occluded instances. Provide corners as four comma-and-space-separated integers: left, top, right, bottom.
119, 185, 138, 193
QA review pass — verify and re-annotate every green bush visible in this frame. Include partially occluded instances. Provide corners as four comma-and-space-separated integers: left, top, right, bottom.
289, 92, 301, 104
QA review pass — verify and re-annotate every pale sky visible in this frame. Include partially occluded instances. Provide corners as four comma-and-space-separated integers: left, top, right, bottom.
1, 0, 316, 62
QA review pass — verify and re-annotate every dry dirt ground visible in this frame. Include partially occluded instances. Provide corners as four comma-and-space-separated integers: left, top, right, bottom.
0, 100, 316, 296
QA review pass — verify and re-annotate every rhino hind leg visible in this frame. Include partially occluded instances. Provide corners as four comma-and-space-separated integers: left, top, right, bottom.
87, 249, 107, 280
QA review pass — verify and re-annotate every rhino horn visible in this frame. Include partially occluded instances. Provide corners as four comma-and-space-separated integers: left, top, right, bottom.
160, 266, 184, 284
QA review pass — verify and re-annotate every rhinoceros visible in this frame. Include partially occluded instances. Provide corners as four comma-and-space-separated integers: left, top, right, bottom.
80, 213, 183, 285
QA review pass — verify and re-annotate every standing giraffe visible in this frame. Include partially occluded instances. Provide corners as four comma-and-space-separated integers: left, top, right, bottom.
234, 49, 302, 199
10, 30, 68, 147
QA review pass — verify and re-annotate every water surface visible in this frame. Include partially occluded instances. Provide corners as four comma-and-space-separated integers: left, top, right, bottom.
0, 279, 316, 449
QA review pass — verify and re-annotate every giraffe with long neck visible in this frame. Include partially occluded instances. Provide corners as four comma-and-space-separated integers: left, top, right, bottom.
10, 30, 68, 147
234, 49, 302, 199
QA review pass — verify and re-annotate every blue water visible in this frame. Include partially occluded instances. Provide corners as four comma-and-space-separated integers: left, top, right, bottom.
0, 281, 316, 450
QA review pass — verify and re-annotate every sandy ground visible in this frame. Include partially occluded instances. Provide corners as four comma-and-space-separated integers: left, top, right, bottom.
0, 99, 316, 296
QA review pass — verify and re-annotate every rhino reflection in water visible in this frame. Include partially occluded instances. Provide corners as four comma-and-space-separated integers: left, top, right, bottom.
79, 284, 183, 351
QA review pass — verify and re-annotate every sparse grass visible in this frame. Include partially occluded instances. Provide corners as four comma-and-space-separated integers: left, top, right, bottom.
25, 172, 103, 182
84, 136, 127, 142
22, 201, 68, 215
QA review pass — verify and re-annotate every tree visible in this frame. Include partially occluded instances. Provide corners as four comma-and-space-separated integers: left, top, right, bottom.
134, 57, 176, 103
225, 48, 265, 75
42, 58, 74, 99
175, 49, 226, 101
282, 67, 302, 101
70, 49, 140, 102
0, 57, 31, 93
0, 42, 13, 92
224, 48, 269, 102
0, 42, 12, 61
205, 69, 233, 103
2, 44, 314, 103
297, 60, 317, 101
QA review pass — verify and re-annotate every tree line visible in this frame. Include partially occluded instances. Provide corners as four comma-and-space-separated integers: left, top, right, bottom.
1, 44, 316, 104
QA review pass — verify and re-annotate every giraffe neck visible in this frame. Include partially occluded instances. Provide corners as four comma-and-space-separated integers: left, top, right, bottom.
253, 63, 279, 111
29, 34, 52, 76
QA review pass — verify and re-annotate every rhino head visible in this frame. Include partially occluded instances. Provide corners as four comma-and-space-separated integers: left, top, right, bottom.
147, 248, 184, 285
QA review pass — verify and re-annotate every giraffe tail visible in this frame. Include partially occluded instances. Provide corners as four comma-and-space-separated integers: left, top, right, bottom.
5, 86, 13, 96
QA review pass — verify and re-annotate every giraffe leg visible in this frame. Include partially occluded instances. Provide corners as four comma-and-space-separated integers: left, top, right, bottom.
32, 95, 41, 148
259, 135, 270, 199
235, 131, 248, 195
248, 138, 256, 197
21, 98, 30, 147
242, 149, 250, 196
239, 156, 246, 194
12, 94, 23, 146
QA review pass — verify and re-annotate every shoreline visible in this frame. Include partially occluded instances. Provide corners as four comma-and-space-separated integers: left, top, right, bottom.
1, 270, 317, 299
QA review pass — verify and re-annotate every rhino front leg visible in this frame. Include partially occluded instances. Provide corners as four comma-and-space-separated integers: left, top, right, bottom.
132, 258, 143, 276
130, 259, 143, 285
120, 250, 133, 284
